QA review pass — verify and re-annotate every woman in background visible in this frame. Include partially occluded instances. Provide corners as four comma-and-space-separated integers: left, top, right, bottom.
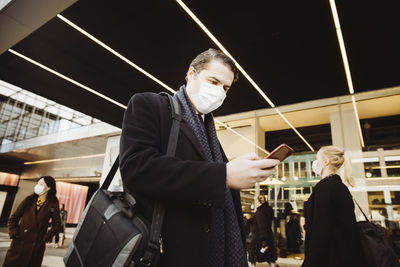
3, 176, 61, 267
248, 194, 278, 267
302, 146, 364, 267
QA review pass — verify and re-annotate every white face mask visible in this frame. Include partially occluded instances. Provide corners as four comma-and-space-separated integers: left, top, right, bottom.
34, 184, 45, 195
312, 160, 322, 176
191, 81, 226, 114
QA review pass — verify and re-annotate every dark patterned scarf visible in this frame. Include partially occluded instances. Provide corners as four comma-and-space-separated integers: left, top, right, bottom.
175, 86, 248, 267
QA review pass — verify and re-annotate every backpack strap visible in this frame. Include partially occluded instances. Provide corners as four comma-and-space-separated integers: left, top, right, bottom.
100, 156, 120, 190
139, 92, 181, 266
353, 198, 370, 222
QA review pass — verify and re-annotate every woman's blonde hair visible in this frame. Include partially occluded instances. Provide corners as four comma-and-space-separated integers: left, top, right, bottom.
319, 145, 354, 187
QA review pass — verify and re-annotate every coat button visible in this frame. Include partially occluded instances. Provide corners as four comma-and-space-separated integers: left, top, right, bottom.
24, 229, 27, 232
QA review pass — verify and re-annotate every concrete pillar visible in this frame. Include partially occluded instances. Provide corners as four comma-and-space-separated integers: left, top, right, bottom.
330, 106, 370, 220
378, 148, 388, 177
216, 118, 258, 159
384, 190, 393, 220
254, 117, 262, 210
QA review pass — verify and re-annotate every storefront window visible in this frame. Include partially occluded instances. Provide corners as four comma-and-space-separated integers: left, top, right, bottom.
364, 161, 382, 178
299, 162, 307, 178
385, 156, 400, 177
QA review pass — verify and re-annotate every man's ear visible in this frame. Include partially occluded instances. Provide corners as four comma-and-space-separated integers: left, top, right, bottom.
186, 67, 196, 83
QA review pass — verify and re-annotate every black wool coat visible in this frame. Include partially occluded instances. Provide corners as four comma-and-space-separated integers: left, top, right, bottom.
119, 93, 246, 267
4, 195, 61, 267
302, 174, 365, 267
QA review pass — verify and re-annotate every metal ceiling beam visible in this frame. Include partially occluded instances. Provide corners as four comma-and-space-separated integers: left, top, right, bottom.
0, 0, 77, 54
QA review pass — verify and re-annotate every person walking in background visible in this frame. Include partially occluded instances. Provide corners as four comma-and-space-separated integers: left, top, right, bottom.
3, 176, 61, 267
285, 203, 302, 254
248, 195, 278, 267
302, 146, 364, 267
277, 204, 291, 258
54, 203, 67, 248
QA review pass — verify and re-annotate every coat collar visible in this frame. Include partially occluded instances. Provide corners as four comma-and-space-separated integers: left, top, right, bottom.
325, 173, 341, 182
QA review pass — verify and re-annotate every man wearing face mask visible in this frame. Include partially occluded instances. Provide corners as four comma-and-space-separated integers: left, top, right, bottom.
119, 48, 280, 267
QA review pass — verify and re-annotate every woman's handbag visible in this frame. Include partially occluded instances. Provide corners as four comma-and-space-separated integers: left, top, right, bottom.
354, 200, 400, 267
64, 93, 181, 267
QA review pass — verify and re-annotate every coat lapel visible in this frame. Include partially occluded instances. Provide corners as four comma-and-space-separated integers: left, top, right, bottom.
180, 120, 207, 161
28, 201, 39, 229
36, 199, 50, 224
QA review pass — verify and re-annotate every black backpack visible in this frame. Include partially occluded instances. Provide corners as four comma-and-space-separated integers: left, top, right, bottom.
354, 200, 400, 267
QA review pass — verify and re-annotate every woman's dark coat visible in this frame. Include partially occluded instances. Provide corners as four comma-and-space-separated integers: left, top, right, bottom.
302, 174, 365, 267
119, 93, 245, 267
286, 215, 302, 253
248, 202, 277, 263
3, 195, 61, 267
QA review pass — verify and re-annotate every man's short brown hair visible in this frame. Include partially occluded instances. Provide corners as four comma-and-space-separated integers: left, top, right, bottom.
186, 48, 239, 82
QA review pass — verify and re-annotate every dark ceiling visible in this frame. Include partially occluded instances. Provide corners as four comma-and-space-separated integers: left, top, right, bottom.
0, 0, 399, 127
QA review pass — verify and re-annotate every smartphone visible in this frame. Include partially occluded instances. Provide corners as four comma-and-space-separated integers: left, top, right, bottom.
265, 144, 294, 162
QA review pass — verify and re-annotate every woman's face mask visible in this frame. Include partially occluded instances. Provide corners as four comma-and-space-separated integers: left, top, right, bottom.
34, 178, 49, 196
34, 184, 45, 195
312, 160, 323, 176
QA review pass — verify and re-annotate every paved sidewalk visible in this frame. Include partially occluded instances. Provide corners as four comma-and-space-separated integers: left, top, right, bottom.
255, 257, 302, 267
0, 227, 302, 267
0, 227, 73, 267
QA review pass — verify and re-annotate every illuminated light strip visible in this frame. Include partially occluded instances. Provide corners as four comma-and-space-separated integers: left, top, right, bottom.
329, 0, 365, 147
8, 49, 127, 109
58, 14, 271, 155
351, 96, 365, 147
53, 165, 94, 170
214, 119, 269, 154
329, 0, 354, 94
24, 153, 105, 165
57, 14, 175, 95
176, 0, 314, 152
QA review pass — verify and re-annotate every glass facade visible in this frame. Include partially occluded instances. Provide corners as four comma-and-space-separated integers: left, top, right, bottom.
241, 149, 400, 230
0, 80, 101, 145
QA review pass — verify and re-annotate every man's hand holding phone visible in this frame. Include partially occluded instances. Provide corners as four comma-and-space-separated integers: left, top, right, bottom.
226, 144, 294, 190
226, 153, 280, 189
